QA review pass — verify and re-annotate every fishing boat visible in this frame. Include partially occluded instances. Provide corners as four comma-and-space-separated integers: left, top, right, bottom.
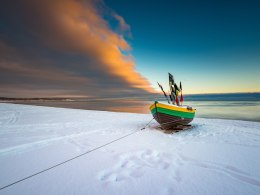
150, 101, 196, 129
150, 73, 196, 129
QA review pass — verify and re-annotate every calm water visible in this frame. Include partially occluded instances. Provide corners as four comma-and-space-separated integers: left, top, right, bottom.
180, 101, 260, 122
8, 98, 260, 122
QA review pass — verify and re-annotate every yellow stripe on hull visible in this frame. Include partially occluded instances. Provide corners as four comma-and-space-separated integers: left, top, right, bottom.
149, 102, 196, 113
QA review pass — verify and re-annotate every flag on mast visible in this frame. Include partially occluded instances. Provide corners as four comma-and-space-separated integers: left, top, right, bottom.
170, 85, 176, 104
176, 95, 179, 105
168, 73, 176, 104
169, 73, 174, 86
174, 82, 180, 106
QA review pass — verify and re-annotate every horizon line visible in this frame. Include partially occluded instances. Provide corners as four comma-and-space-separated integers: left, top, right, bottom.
0, 92, 260, 99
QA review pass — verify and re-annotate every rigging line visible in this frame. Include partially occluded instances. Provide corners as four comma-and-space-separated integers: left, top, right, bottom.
0, 130, 140, 191
141, 117, 154, 130
0, 119, 153, 191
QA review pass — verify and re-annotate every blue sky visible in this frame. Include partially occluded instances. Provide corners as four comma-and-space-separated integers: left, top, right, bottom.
105, 0, 260, 94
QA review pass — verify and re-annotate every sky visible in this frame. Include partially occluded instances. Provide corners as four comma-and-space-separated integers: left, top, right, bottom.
0, 0, 259, 98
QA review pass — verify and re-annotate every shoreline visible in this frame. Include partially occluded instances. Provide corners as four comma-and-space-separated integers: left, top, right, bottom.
1, 102, 259, 123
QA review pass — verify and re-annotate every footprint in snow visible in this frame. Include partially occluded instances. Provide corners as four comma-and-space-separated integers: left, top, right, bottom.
0, 111, 19, 126
98, 149, 171, 183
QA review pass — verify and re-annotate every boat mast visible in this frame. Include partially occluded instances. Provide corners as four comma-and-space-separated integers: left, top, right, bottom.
157, 82, 170, 104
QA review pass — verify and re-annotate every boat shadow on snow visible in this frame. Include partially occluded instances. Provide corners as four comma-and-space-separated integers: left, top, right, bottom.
149, 123, 197, 134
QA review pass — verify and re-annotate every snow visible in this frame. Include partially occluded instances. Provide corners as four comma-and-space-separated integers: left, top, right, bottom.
0, 103, 260, 195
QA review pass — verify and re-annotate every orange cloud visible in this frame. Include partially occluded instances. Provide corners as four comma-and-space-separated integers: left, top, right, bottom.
18, 0, 155, 93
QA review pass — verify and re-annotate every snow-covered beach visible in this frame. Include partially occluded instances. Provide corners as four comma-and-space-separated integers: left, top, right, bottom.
0, 103, 260, 195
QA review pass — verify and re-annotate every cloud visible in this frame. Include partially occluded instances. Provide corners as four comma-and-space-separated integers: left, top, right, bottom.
0, 0, 155, 97
112, 12, 132, 36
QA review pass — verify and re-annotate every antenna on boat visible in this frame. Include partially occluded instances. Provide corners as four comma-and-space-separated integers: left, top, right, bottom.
180, 81, 184, 106
168, 90, 173, 102
157, 82, 170, 104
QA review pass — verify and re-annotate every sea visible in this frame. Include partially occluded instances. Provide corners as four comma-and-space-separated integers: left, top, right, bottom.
3, 93, 260, 122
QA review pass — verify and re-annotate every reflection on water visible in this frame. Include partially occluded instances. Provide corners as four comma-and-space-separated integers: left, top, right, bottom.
10, 100, 260, 122
11, 100, 151, 114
